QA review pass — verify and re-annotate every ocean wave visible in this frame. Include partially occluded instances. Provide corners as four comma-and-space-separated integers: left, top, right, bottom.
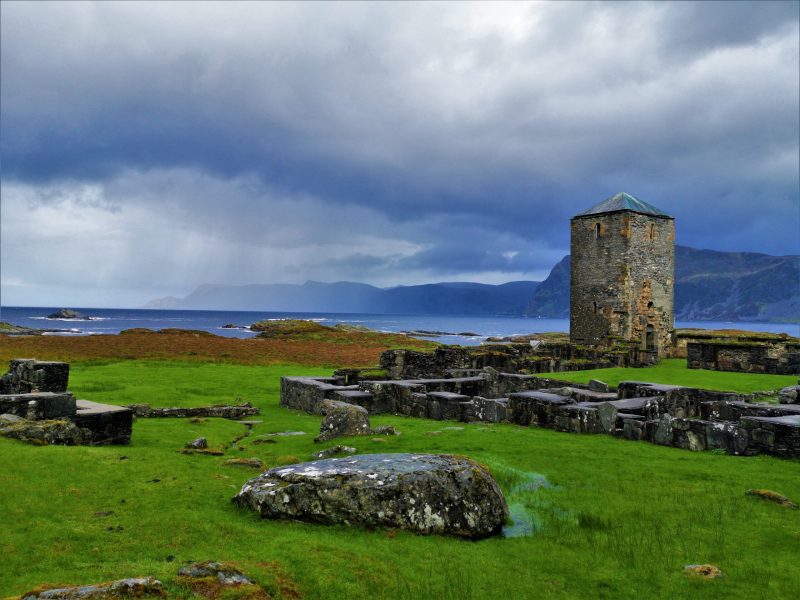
32, 316, 109, 322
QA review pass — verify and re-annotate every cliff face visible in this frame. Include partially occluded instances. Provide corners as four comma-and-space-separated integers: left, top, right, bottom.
524, 256, 570, 318
525, 246, 799, 323
673, 247, 799, 322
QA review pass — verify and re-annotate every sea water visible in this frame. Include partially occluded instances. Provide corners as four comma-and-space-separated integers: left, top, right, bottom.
0, 306, 796, 345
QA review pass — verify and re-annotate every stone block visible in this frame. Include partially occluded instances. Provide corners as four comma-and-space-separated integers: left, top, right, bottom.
427, 391, 471, 421
280, 377, 355, 414
0, 392, 76, 420
588, 379, 610, 392
334, 390, 374, 410
552, 403, 602, 434
73, 400, 133, 445
0, 359, 70, 394
361, 381, 426, 414
617, 381, 683, 399
739, 415, 800, 458
509, 391, 573, 426
622, 418, 645, 441
472, 397, 510, 423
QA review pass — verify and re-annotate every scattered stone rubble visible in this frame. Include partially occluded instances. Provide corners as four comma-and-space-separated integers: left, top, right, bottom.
19, 577, 164, 599
233, 453, 508, 538
281, 361, 800, 459
0, 359, 132, 446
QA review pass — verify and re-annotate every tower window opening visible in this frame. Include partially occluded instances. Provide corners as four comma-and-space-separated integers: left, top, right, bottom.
593, 301, 598, 314
649, 223, 655, 239
595, 223, 601, 239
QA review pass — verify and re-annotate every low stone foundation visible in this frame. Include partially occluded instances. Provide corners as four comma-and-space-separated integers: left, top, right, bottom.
280, 364, 800, 459
126, 403, 259, 419
687, 340, 800, 375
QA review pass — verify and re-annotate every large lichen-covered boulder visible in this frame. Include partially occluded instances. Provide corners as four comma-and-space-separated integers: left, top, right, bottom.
233, 453, 508, 539
314, 399, 371, 443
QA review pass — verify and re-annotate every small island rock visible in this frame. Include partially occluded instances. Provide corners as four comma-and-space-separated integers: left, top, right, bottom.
47, 308, 91, 320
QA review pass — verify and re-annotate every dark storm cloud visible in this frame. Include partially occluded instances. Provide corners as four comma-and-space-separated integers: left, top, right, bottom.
1, 1, 798, 305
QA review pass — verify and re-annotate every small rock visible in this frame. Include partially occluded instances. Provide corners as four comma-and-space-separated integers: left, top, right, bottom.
0, 413, 24, 424
178, 561, 254, 585
313, 445, 357, 459
684, 564, 724, 579
185, 437, 208, 450
371, 437, 388, 443
371, 425, 399, 436
745, 489, 798, 509
256, 431, 306, 438
223, 457, 265, 469
442, 426, 463, 431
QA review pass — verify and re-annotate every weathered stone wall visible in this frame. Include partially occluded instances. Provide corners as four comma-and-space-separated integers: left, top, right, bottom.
282, 368, 800, 459
570, 211, 674, 357
379, 343, 640, 381
0, 391, 77, 419
0, 358, 132, 446
687, 341, 800, 375
74, 400, 134, 445
0, 359, 70, 394
126, 402, 259, 419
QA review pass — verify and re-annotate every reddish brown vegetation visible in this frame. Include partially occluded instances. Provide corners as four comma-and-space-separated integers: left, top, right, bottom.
0, 329, 434, 367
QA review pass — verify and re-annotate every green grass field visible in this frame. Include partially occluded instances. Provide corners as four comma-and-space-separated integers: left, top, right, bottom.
1, 360, 799, 599
542, 358, 798, 393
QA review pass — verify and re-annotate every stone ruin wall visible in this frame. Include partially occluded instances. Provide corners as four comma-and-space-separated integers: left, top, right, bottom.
570, 211, 674, 358
279, 365, 800, 459
0, 359, 133, 445
687, 341, 800, 375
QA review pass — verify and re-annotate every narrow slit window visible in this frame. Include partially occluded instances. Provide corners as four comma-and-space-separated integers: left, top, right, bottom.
649, 223, 655, 239
593, 301, 598, 314
595, 223, 601, 239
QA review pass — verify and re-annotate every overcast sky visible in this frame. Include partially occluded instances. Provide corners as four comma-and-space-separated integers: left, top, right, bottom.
2, 1, 798, 307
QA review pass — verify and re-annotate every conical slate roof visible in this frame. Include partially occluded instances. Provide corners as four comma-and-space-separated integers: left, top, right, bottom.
575, 192, 671, 218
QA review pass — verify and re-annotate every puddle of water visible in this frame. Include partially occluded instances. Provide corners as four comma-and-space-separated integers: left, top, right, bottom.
502, 471, 552, 538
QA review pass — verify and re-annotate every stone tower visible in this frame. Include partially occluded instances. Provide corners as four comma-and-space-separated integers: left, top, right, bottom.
570, 192, 674, 357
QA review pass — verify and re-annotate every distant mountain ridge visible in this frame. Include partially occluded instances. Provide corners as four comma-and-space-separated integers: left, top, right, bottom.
144, 280, 541, 316
146, 246, 799, 322
524, 245, 799, 322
